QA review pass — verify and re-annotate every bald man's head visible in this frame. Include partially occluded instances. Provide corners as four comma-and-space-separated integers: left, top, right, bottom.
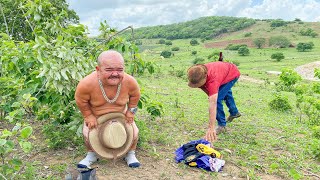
97, 50, 124, 66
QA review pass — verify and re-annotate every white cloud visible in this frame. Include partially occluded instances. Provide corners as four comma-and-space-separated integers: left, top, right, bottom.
238, 0, 320, 21
66, 0, 320, 36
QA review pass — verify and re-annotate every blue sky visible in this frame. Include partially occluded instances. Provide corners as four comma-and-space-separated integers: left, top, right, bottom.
66, 0, 320, 36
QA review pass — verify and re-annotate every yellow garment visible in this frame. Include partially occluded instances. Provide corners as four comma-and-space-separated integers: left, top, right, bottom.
196, 144, 222, 158
188, 162, 197, 167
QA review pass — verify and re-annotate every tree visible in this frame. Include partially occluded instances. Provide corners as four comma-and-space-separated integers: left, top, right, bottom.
238, 46, 250, 56
0, 0, 79, 41
271, 52, 285, 61
269, 36, 291, 48
296, 42, 314, 52
190, 39, 199, 46
253, 38, 266, 49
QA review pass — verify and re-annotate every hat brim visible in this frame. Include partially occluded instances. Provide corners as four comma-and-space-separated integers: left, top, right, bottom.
188, 78, 206, 88
88, 113, 134, 159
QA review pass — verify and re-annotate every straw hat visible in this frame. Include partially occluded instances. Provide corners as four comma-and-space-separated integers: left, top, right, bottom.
187, 64, 208, 88
88, 113, 134, 159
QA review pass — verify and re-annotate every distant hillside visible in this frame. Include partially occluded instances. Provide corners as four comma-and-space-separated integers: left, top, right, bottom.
132, 16, 256, 40
204, 20, 320, 48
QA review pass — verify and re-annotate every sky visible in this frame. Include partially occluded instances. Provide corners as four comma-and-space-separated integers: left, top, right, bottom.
66, 0, 320, 36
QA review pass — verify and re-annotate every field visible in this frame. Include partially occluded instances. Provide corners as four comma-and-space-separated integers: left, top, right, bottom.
2, 20, 320, 179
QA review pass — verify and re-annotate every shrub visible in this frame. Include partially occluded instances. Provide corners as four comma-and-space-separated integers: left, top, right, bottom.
244, 32, 252, 37
158, 39, 165, 44
270, 19, 288, 27
207, 51, 220, 60
160, 50, 172, 58
171, 47, 180, 51
226, 44, 247, 50
253, 38, 266, 49
312, 126, 320, 139
190, 39, 199, 46
191, 51, 197, 55
271, 52, 285, 61
279, 68, 302, 87
307, 139, 320, 161
300, 28, 318, 37
315, 68, 320, 79
192, 57, 205, 64
269, 93, 291, 111
238, 46, 250, 56
296, 42, 314, 52
269, 36, 291, 48
165, 41, 172, 46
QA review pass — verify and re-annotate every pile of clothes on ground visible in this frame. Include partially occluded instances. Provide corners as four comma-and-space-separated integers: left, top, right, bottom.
175, 139, 225, 172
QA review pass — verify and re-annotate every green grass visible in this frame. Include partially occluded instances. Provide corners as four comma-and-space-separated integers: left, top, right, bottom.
134, 23, 320, 179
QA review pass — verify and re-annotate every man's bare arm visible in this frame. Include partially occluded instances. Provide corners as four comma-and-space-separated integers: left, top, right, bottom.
75, 81, 93, 118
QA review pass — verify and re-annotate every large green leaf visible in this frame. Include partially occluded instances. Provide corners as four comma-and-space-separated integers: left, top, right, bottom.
0, 139, 6, 146
19, 141, 32, 153
20, 126, 33, 139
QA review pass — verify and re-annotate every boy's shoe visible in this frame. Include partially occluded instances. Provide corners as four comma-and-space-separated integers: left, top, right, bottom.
215, 126, 226, 135
227, 112, 241, 122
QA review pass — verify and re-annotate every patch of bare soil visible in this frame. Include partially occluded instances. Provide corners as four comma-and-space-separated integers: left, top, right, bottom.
295, 61, 320, 81
204, 38, 258, 49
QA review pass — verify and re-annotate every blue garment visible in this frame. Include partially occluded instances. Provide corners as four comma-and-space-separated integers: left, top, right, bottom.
175, 139, 210, 163
216, 78, 239, 127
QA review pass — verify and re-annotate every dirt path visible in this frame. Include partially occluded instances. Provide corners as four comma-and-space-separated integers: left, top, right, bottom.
295, 61, 320, 81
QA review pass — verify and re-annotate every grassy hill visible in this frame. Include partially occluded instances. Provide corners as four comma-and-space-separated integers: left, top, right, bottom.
113, 18, 320, 179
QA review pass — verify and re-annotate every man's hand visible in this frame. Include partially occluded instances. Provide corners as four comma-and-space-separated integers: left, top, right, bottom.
205, 127, 217, 142
125, 110, 134, 124
85, 115, 97, 129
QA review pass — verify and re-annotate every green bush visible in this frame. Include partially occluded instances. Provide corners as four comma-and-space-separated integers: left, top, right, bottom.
315, 68, 320, 79
135, 119, 151, 147
307, 139, 320, 161
253, 38, 266, 49
43, 122, 82, 149
269, 36, 291, 48
269, 93, 291, 111
190, 39, 199, 46
191, 51, 197, 55
165, 41, 172, 45
207, 51, 220, 60
300, 28, 318, 37
158, 39, 165, 44
279, 68, 302, 87
226, 44, 247, 50
238, 46, 250, 56
171, 47, 180, 51
192, 57, 205, 64
271, 52, 285, 61
244, 32, 252, 37
296, 42, 314, 52
312, 126, 320, 139
270, 19, 288, 27
160, 50, 172, 58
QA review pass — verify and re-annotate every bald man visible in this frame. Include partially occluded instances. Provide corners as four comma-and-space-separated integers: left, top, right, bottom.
75, 50, 141, 168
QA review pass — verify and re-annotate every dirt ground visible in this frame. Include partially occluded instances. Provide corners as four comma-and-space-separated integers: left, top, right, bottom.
204, 38, 259, 48
295, 61, 320, 81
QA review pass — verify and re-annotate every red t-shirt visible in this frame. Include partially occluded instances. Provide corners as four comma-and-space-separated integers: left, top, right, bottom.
200, 62, 240, 96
